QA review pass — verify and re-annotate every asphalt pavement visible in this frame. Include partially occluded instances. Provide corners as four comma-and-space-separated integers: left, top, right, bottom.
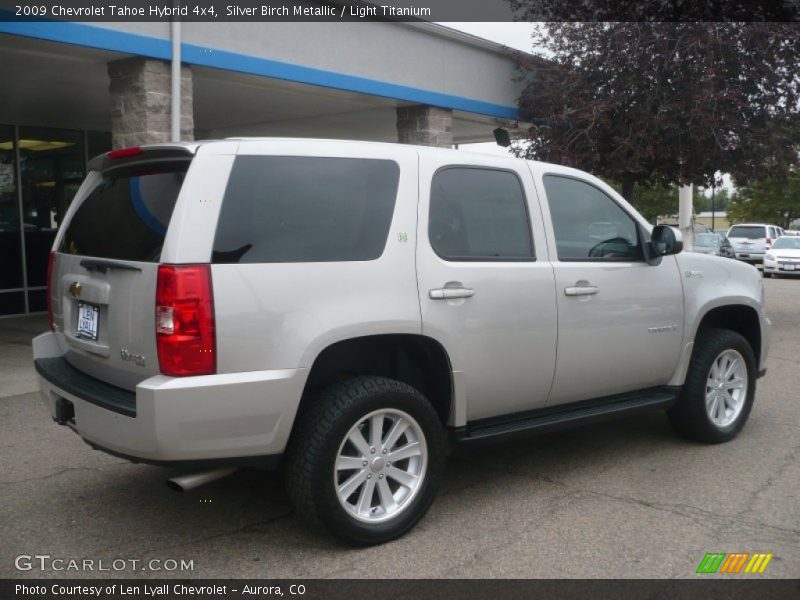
1, 278, 798, 579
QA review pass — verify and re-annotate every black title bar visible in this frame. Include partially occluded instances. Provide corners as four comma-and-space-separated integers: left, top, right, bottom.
0, 0, 798, 22
3, 579, 800, 600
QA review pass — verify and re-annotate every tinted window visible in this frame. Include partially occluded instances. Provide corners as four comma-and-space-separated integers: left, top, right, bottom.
543, 175, 642, 261
60, 161, 188, 262
213, 156, 399, 263
728, 226, 766, 239
429, 168, 533, 261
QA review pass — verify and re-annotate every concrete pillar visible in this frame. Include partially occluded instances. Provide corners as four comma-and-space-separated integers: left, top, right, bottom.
396, 105, 453, 147
108, 57, 193, 149
678, 184, 694, 251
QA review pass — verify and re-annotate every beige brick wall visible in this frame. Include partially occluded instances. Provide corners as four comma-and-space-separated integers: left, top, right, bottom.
108, 57, 193, 149
396, 105, 453, 147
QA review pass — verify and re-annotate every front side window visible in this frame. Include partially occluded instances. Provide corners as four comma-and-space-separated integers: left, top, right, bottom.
543, 175, 642, 261
213, 156, 400, 263
429, 167, 534, 261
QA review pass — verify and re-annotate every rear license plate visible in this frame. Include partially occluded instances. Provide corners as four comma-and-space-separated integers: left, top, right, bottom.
783, 264, 795, 271
77, 302, 99, 341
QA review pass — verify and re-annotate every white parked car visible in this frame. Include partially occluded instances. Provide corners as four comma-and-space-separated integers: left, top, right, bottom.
764, 236, 800, 277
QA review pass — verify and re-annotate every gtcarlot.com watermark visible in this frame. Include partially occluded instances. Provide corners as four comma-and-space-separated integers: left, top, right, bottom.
15, 554, 194, 572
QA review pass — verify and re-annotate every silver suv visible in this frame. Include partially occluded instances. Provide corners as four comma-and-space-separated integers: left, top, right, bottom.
34, 139, 771, 545
727, 223, 785, 263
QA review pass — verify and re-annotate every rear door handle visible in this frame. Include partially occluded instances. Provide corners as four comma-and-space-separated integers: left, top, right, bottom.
429, 287, 476, 300
564, 285, 599, 297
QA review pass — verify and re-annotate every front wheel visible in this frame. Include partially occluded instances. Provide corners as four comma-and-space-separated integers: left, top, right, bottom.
284, 376, 445, 545
668, 328, 757, 443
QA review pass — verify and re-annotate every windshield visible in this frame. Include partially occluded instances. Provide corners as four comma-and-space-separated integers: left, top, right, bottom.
695, 234, 720, 247
728, 226, 766, 239
59, 161, 189, 262
772, 237, 800, 250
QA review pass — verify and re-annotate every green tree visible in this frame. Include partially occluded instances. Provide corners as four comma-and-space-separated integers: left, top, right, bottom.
512, 22, 800, 200
600, 179, 683, 223
629, 184, 680, 223
727, 174, 800, 228
696, 188, 731, 213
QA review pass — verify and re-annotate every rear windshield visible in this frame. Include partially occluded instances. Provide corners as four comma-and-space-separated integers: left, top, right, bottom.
728, 226, 766, 239
212, 156, 400, 263
772, 237, 800, 250
59, 161, 188, 262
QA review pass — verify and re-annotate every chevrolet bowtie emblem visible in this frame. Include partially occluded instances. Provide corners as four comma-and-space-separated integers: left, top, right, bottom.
69, 281, 82, 298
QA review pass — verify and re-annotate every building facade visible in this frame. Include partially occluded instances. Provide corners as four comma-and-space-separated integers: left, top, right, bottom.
0, 20, 525, 316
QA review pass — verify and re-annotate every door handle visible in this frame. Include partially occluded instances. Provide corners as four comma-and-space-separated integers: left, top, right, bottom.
429, 287, 476, 300
564, 285, 599, 297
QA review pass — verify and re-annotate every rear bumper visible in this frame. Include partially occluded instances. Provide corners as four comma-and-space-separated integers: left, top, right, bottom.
33, 332, 308, 465
734, 252, 764, 262
35, 357, 136, 417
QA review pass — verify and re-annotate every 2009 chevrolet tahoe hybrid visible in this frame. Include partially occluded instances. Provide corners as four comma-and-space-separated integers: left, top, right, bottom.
34, 139, 770, 545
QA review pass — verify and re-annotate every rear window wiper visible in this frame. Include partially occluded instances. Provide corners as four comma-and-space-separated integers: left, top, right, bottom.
80, 259, 142, 273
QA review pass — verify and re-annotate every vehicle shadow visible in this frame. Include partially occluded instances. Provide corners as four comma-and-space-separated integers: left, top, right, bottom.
45, 409, 682, 562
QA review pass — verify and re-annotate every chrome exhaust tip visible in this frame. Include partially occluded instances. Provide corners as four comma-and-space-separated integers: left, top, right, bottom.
166, 467, 237, 492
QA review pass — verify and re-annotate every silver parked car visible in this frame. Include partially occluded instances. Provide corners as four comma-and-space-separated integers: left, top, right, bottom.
34, 139, 771, 544
693, 233, 735, 258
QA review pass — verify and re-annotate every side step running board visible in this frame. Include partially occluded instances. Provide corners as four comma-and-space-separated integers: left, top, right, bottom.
452, 387, 680, 445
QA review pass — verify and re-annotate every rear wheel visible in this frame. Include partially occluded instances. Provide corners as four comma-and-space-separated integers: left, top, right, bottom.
285, 376, 445, 545
668, 328, 756, 443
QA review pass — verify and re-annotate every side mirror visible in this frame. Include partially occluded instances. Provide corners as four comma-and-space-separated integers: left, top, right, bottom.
651, 225, 684, 257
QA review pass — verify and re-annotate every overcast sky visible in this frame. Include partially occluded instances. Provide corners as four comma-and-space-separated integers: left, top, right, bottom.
437, 22, 538, 53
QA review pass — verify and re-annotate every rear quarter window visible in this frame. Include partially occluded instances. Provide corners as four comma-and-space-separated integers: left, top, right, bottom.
59, 161, 188, 262
212, 156, 400, 263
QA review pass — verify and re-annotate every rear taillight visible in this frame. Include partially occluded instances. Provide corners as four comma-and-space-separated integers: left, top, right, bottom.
155, 264, 216, 376
766, 238, 772, 248
46, 251, 56, 331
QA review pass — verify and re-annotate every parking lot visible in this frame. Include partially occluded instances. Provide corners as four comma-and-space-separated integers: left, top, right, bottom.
1, 277, 798, 579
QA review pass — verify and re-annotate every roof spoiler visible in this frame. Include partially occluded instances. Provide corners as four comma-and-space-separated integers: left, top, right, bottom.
88, 143, 198, 172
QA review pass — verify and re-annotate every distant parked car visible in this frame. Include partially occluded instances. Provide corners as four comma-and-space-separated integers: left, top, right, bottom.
764, 236, 800, 278
726, 223, 784, 263
693, 233, 734, 258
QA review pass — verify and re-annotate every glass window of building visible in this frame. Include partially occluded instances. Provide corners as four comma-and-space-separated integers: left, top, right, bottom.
87, 131, 112, 163
0, 127, 110, 315
0, 125, 25, 315
19, 127, 85, 311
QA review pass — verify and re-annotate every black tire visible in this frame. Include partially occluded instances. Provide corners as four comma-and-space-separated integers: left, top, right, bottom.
284, 376, 446, 545
668, 328, 757, 443
763, 272, 773, 278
